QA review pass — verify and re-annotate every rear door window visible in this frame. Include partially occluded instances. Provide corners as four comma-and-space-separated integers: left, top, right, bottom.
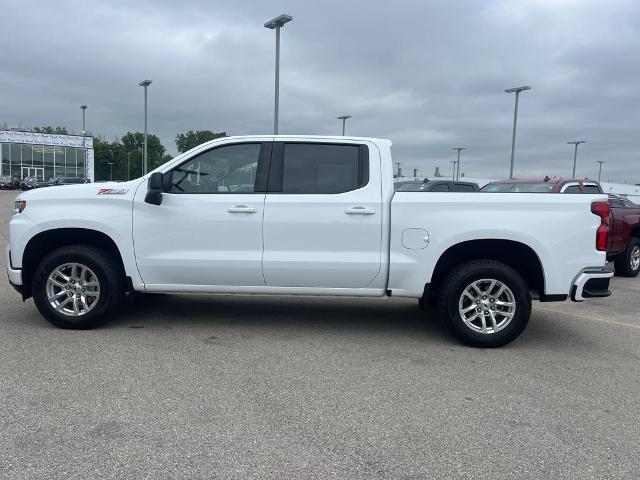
430, 183, 450, 192
563, 185, 581, 193
270, 143, 368, 194
454, 183, 475, 192
583, 185, 602, 194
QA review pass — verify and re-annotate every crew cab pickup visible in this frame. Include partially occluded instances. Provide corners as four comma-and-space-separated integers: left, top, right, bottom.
607, 195, 640, 277
6, 136, 613, 347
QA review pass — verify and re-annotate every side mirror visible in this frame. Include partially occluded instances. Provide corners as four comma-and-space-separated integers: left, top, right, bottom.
145, 172, 164, 205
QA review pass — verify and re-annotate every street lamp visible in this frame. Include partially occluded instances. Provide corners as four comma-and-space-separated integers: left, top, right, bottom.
264, 14, 293, 135
127, 152, 131, 181
80, 105, 87, 179
450, 160, 458, 180
505, 85, 531, 179
337, 115, 351, 136
139, 79, 152, 175
395, 162, 402, 179
452, 147, 465, 181
567, 140, 586, 178
597, 160, 604, 183
107, 162, 114, 181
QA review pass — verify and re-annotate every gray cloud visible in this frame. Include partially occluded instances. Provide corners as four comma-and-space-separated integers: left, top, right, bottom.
1, 0, 639, 182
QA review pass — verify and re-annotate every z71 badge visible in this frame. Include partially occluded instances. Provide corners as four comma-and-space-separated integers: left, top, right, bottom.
97, 188, 129, 195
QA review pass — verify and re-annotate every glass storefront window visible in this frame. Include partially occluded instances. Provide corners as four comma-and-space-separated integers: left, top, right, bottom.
0, 140, 90, 180
21, 144, 33, 167
1, 144, 9, 176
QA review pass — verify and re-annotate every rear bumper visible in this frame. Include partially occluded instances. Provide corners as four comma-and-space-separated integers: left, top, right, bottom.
5, 245, 22, 294
570, 268, 613, 302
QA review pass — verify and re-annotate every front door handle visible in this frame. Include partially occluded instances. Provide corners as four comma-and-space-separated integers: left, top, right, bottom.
345, 206, 376, 215
228, 205, 257, 214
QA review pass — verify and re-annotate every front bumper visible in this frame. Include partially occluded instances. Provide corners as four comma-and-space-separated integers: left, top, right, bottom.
571, 268, 613, 301
5, 245, 22, 294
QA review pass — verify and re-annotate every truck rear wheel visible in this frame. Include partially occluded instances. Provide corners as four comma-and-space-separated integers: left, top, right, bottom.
613, 238, 640, 277
32, 245, 125, 329
438, 260, 531, 347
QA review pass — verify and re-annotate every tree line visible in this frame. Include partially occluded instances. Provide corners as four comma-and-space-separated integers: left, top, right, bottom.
93, 129, 226, 181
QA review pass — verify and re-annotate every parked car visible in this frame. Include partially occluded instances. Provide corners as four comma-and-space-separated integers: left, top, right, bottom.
481, 178, 603, 193
7, 135, 612, 347
20, 176, 40, 190
607, 195, 640, 277
34, 178, 59, 189
0, 175, 20, 190
395, 180, 480, 192
58, 177, 91, 185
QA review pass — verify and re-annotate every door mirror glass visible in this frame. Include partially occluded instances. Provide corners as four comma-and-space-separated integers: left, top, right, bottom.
145, 172, 163, 205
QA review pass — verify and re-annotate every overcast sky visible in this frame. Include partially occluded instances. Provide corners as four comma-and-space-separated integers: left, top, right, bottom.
2, 0, 639, 182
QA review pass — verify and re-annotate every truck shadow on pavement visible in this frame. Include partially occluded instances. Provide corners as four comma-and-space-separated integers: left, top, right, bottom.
103, 294, 595, 350
109, 293, 456, 344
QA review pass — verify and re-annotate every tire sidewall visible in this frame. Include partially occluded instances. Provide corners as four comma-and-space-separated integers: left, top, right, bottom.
32, 247, 116, 329
626, 239, 640, 277
441, 261, 531, 348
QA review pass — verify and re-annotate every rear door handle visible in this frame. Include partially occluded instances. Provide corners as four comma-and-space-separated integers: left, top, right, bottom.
345, 206, 376, 215
228, 205, 257, 214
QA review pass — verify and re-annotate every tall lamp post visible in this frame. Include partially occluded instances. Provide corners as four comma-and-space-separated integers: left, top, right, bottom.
127, 152, 131, 181
505, 85, 531, 179
139, 80, 152, 175
264, 14, 293, 135
450, 160, 458, 180
568, 140, 586, 178
107, 162, 114, 181
597, 160, 604, 183
80, 105, 87, 179
337, 115, 351, 136
452, 147, 465, 181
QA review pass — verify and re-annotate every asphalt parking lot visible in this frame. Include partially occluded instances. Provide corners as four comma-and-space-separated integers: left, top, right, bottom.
0, 189, 638, 479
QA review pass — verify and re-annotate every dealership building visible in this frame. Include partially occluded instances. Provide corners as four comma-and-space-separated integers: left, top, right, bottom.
0, 129, 94, 182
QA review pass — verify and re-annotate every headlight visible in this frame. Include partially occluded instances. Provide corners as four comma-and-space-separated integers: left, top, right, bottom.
13, 200, 26, 215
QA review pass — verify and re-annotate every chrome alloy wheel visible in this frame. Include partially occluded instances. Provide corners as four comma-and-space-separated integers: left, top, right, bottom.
46, 263, 100, 317
631, 245, 640, 271
458, 278, 516, 334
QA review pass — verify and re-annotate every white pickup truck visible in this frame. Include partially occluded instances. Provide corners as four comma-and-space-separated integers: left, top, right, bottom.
6, 135, 613, 347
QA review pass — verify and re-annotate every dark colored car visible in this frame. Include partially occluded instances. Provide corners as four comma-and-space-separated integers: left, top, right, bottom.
57, 176, 91, 185
35, 178, 60, 189
0, 175, 20, 190
481, 178, 603, 193
20, 176, 40, 190
607, 195, 640, 277
395, 180, 480, 192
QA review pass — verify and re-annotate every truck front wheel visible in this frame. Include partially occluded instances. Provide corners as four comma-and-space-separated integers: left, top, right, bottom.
438, 260, 532, 347
32, 245, 125, 329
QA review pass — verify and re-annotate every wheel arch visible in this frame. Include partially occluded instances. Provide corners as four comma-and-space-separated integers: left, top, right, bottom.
21, 228, 126, 300
426, 239, 546, 301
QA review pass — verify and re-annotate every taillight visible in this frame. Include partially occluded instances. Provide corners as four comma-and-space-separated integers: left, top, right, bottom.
591, 201, 610, 252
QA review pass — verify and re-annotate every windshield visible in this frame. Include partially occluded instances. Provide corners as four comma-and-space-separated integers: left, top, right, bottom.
481, 182, 555, 193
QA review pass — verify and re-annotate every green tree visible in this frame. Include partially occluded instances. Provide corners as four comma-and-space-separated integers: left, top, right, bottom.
34, 126, 68, 134
121, 131, 168, 171
175, 130, 226, 153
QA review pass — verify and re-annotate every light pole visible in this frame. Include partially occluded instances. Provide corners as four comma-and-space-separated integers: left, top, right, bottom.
127, 152, 131, 181
505, 85, 531, 179
395, 162, 402, 179
80, 105, 87, 179
264, 14, 293, 135
107, 162, 114, 181
452, 147, 465, 181
597, 160, 604, 183
568, 140, 586, 178
337, 115, 351, 136
139, 79, 152, 175
450, 160, 458, 180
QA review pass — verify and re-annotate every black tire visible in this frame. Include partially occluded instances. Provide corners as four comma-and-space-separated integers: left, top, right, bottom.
613, 238, 640, 278
32, 245, 125, 329
437, 259, 532, 348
